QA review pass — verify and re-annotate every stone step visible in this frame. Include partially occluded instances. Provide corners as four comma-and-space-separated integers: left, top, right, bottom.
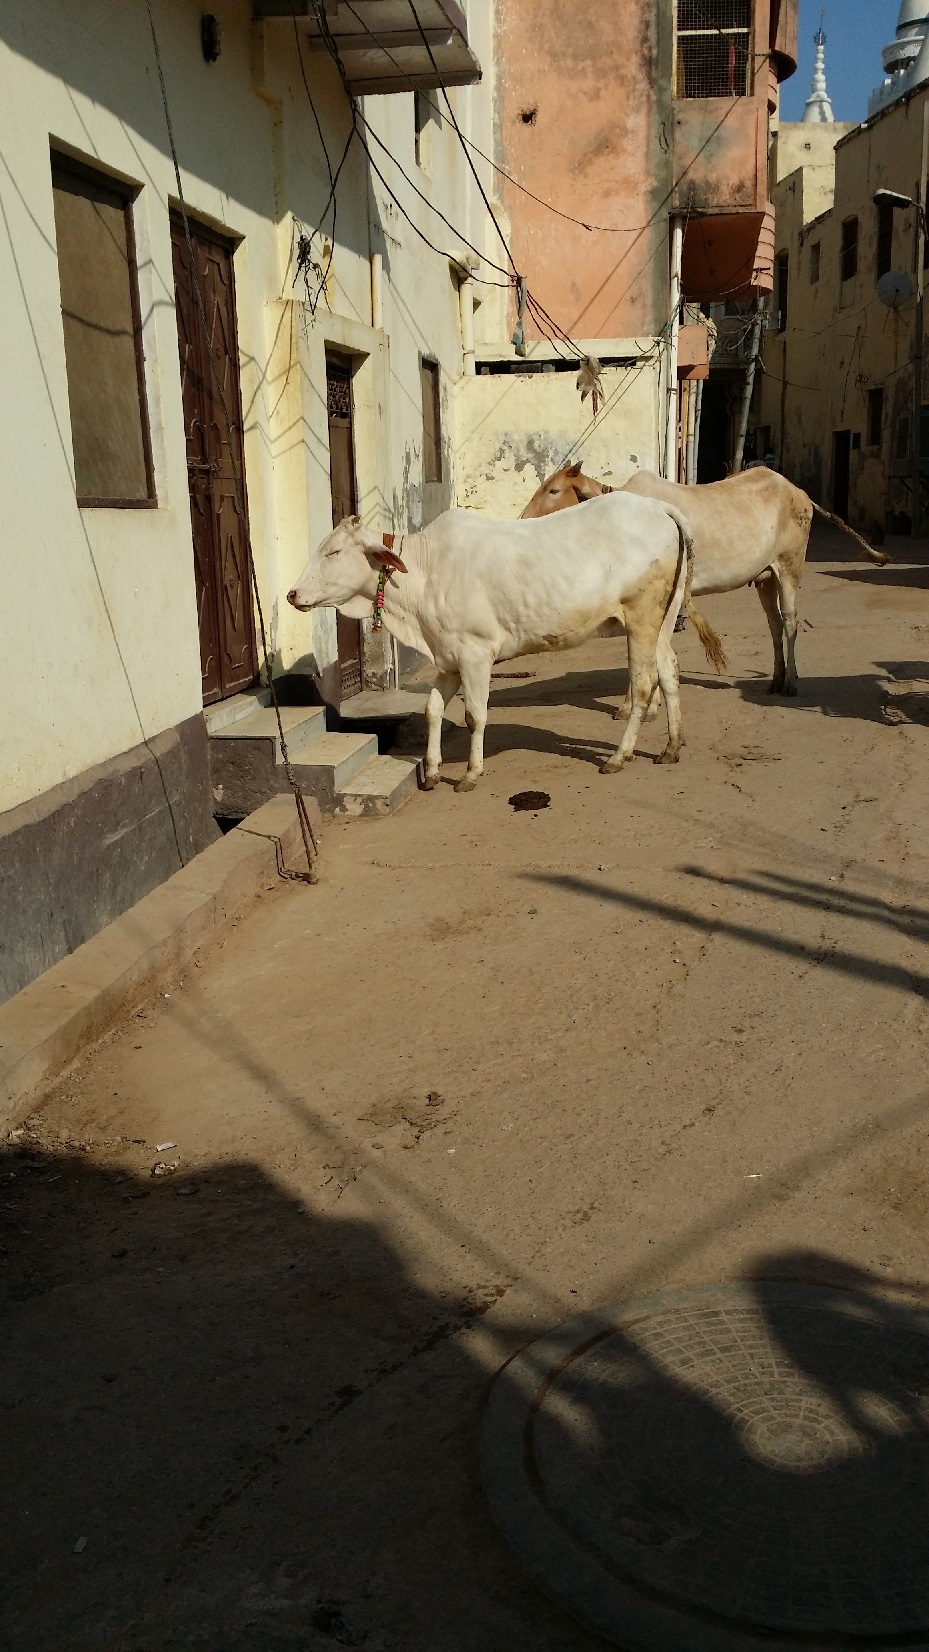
210, 704, 327, 762
289, 732, 380, 810
334, 755, 421, 818
202, 686, 271, 735
337, 688, 431, 724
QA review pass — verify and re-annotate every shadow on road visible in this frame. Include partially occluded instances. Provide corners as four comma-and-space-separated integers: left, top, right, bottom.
494, 1254, 929, 1643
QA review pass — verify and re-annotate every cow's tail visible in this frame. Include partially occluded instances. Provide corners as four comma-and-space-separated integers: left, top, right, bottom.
662, 504, 729, 675
811, 501, 890, 565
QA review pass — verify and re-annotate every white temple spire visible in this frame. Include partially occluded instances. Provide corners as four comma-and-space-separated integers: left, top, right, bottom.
802, 26, 835, 123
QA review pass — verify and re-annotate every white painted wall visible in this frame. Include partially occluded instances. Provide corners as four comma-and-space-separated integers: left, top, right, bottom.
0, 0, 496, 812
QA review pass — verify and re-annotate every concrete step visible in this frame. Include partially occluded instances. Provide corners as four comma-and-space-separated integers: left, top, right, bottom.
337, 688, 431, 724
334, 755, 421, 818
210, 705, 327, 762
290, 732, 380, 811
209, 705, 330, 819
203, 686, 271, 735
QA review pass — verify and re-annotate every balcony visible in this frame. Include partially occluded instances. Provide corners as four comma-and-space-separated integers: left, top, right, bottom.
253, 0, 481, 94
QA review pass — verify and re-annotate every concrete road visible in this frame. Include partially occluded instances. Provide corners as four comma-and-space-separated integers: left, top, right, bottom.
3, 524, 929, 1651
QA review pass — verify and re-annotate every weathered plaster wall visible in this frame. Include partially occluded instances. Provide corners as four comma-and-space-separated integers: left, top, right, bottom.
455, 357, 663, 518
758, 92, 928, 531
492, 0, 668, 341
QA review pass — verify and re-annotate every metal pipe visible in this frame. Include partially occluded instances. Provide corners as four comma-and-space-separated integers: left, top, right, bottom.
733, 296, 766, 474
684, 377, 699, 483
459, 272, 475, 376
370, 249, 383, 331
664, 215, 683, 480
692, 378, 704, 481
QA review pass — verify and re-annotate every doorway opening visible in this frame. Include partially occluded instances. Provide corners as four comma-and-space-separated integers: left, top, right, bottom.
171, 215, 257, 705
326, 354, 364, 702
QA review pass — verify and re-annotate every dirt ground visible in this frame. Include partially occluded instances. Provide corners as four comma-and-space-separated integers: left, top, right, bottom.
4, 522, 929, 1651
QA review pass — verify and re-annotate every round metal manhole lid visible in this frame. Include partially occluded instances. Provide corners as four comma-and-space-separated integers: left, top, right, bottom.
482, 1283, 929, 1651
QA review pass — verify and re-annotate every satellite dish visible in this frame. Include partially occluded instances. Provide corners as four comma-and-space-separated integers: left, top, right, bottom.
877, 269, 914, 307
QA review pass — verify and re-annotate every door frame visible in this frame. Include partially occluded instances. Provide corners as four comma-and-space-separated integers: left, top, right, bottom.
326, 350, 365, 703
171, 210, 258, 705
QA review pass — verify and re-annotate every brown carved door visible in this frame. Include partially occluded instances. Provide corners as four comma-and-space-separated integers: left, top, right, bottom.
172, 216, 258, 704
327, 355, 364, 701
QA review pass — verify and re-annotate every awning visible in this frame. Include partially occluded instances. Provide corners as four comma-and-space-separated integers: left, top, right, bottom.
253, 1, 481, 95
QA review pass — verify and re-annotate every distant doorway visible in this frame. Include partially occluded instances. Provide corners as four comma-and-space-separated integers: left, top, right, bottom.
326, 354, 364, 702
696, 380, 731, 482
832, 429, 851, 522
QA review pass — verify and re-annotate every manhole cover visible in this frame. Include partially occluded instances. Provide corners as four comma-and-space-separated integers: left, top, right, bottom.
482, 1283, 929, 1650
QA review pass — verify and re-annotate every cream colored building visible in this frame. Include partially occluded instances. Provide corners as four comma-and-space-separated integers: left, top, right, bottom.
758, 17, 929, 535
0, 0, 495, 1000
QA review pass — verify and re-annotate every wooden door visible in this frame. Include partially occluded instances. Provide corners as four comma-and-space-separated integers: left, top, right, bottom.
326, 356, 364, 701
172, 216, 258, 704
833, 429, 851, 522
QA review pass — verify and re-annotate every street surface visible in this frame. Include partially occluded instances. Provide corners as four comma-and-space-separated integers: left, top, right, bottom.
3, 522, 929, 1650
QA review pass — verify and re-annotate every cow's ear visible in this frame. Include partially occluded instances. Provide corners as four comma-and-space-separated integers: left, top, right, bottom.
369, 543, 408, 575
347, 513, 361, 528
566, 461, 583, 477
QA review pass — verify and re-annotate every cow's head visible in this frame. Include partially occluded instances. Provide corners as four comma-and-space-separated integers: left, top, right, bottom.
521, 461, 613, 519
287, 516, 408, 617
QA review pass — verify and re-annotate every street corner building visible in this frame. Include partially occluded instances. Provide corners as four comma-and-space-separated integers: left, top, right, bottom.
0, 0, 797, 1006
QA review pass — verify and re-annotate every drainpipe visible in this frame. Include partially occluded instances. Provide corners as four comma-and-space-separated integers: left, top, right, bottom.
665, 216, 683, 480
459, 272, 475, 376
692, 378, 704, 481
370, 248, 383, 331
733, 295, 766, 474
684, 378, 699, 483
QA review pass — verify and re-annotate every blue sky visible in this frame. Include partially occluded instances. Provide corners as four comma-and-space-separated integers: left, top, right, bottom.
779, 0, 897, 123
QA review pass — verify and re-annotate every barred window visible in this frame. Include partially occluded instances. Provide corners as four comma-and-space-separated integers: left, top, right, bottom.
676, 0, 752, 99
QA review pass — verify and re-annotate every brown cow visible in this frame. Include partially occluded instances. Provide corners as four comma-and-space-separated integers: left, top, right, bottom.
523, 461, 888, 698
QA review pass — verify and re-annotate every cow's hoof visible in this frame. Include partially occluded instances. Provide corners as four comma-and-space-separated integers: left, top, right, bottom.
768, 680, 786, 696
657, 748, 681, 764
455, 774, 479, 793
599, 757, 625, 775
783, 681, 799, 697
422, 771, 440, 791
612, 705, 629, 722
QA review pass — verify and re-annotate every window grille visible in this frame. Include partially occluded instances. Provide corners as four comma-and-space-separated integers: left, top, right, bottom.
676, 0, 752, 99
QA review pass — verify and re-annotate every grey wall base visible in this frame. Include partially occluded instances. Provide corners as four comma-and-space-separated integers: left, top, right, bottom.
0, 715, 217, 1005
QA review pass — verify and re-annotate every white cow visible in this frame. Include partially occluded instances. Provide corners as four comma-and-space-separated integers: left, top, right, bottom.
287, 496, 705, 792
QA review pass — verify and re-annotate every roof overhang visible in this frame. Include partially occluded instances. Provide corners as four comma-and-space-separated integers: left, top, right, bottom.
252, 0, 481, 95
